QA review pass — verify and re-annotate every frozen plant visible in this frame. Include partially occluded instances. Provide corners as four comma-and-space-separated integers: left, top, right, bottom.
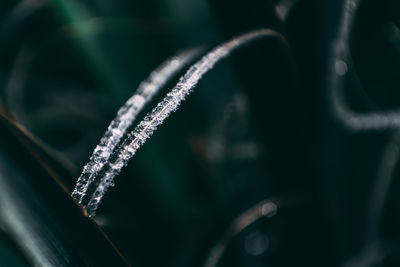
72, 48, 202, 205
80, 29, 287, 217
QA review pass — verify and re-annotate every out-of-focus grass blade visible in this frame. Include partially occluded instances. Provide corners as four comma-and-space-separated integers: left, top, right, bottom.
0, 113, 129, 266
0, 111, 79, 189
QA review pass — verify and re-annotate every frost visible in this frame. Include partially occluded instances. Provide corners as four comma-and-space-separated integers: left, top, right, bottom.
72, 47, 201, 205
82, 29, 286, 217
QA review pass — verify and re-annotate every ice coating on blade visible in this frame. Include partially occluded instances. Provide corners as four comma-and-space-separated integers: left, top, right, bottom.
84, 29, 282, 217
72, 48, 201, 203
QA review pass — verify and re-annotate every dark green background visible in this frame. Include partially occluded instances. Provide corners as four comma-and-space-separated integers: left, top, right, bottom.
1, 0, 400, 266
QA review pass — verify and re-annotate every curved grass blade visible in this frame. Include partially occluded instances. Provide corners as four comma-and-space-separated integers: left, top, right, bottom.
203, 200, 278, 267
72, 47, 202, 203
83, 29, 288, 216
329, 0, 400, 131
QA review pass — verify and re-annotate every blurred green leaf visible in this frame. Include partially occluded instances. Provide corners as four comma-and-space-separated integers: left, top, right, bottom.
0, 113, 129, 266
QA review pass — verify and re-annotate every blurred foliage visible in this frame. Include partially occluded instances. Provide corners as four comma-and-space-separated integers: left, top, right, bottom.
1, 0, 400, 266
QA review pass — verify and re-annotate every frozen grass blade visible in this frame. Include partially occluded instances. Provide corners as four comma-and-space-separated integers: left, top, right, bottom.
72, 48, 201, 204
83, 29, 287, 216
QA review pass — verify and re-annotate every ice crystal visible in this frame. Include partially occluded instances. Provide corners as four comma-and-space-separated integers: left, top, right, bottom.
83, 29, 285, 217
72, 48, 201, 204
